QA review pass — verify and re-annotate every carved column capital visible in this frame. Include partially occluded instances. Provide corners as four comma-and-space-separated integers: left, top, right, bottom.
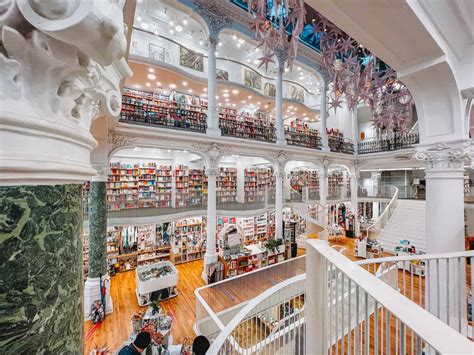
107, 131, 136, 155
193, 143, 231, 174
91, 164, 109, 182
193, 0, 232, 42
0, 1, 130, 184
270, 150, 290, 174
415, 142, 469, 171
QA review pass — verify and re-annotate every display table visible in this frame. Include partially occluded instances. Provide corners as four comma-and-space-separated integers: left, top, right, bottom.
355, 239, 382, 259
135, 261, 178, 306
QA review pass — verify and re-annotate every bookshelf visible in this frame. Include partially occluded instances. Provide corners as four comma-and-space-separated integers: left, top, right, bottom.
107, 163, 140, 210
328, 171, 344, 198
120, 88, 207, 132
156, 165, 172, 208
189, 169, 206, 206
244, 168, 258, 203
174, 164, 189, 208
219, 109, 276, 142
217, 167, 237, 204
285, 119, 321, 149
327, 128, 344, 152
170, 217, 206, 264
290, 170, 319, 199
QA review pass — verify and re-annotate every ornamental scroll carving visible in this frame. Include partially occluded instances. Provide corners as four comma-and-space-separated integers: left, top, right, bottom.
414, 142, 470, 170
0, 0, 129, 130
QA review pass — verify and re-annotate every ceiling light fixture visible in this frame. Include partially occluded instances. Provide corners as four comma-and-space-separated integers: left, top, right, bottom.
169, 29, 174, 34
148, 68, 155, 73
156, 82, 161, 86
223, 93, 229, 97
175, 25, 183, 32
182, 19, 188, 25
248, 95, 252, 99
203, 87, 207, 92
169, 83, 176, 89
188, 89, 193, 93
146, 82, 151, 87
199, 40, 203, 45
182, 81, 188, 86
147, 73, 156, 80
232, 89, 239, 94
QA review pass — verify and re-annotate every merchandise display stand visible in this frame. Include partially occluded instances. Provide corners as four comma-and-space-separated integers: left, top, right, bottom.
135, 261, 179, 306
394, 240, 426, 276
355, 238, 382, 259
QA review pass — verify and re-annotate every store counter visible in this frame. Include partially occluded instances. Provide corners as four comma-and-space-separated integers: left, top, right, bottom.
135, 261, 178, 306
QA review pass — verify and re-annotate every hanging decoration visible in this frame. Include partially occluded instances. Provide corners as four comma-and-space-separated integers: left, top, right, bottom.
313, 15, 412, 136
247, 0, 306, 70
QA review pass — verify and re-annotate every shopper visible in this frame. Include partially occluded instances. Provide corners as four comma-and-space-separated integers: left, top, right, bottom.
192, 335, 210, 355
118, 332, 151, 354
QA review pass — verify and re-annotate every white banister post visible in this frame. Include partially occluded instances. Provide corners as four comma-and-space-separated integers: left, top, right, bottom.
203, 162, 218, 279
320, 80, 329, 151
306, 240, 328, 353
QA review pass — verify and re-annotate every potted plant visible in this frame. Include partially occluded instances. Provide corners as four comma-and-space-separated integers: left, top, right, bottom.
265, 238, 283, 255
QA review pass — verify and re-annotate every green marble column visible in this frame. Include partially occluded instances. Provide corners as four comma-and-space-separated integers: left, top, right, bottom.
0, 184, 83, 354
88, 181, 108, 279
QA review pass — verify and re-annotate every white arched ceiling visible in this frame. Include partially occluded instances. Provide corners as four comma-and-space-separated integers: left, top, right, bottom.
305, 0, 471, 144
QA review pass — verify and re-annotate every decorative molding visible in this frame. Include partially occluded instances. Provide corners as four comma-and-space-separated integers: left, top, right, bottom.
193, 0, 232, 40
107, 131, 137, 155
414, 142, 470, 170
269, 150, 291, 173
0, 1, 131, 184
192, 142, 232, 175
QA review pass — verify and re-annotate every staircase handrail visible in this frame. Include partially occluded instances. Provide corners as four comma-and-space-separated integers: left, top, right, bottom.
306, 240, 473, 354
207, 274, 306, 354
365, 185, 398, 238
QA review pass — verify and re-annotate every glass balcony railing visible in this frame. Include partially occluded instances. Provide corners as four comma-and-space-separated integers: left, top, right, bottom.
358, 133, 419, 154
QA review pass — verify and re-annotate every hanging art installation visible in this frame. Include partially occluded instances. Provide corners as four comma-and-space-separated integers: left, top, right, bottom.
247, 0, 412, 137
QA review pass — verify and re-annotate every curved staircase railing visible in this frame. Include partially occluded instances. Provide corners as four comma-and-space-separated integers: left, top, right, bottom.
364, 186, 398, 239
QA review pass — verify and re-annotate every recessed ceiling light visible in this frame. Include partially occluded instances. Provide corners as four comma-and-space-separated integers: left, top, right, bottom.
238, 39, 244, 44
182, 19, 188, 25
137, 15, 142, 22
175, 25, 183, 32
169, 83, 176, 89
182, 81, 188, 86
304, 117, 309, 121
237, 43, 241, 48
284, 68, 289, 72
257, 101, 261, 105
218, 42, 222, 46
215, 51, 218, 56
289, 106, 294, 109
232, 89, 239, 94
147, 73, 156, 80
232, 103, 236, 107
246, 59, 250, 63
199, 40, 203, 45
253, 59, 259, 64
170, 21, 174, 26
222, 89, 229, 93
264, 104, 268, 108
148, 68, 155, 73
248, 95, 252, 99
141, 22, 149, 29
223, 93, 229, 97
162, 90, 168, 95
169, 29, 174, 34
156, 81, 161, 86
188, 89, 193, 93
241, 100, 246, 103
134, 84, 141, 88
146, 82, 151, 87
225, 98, 229, 102
215, 95, 219, 99
218, 102, 222, 106
233, 35, 237, 40
297, 67, 301, 71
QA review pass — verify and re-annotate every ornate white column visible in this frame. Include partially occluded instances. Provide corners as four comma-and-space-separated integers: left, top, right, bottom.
351, 105, 359, 154
275, 51, 288, 145
349, 173, 360, 237
320, 80, 329, 151
370, 171, 382, 197
0, 1, 130, 352
206, 35, 220, 136
319, 162, 329, 227
272, 151, 289, 240
194, 143, 230, 280
195, 2, 232, 137
415, 143, 469, 331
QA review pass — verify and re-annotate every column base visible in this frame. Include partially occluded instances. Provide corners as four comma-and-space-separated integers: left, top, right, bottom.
276, 138, 287, 146
321, 146, 330, 152
206, 127, 222, 137
84, 274, 113, 320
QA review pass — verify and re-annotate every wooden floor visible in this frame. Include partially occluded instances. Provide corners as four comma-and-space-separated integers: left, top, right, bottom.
83, 236, 438, 353
84, 260, 206, 353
